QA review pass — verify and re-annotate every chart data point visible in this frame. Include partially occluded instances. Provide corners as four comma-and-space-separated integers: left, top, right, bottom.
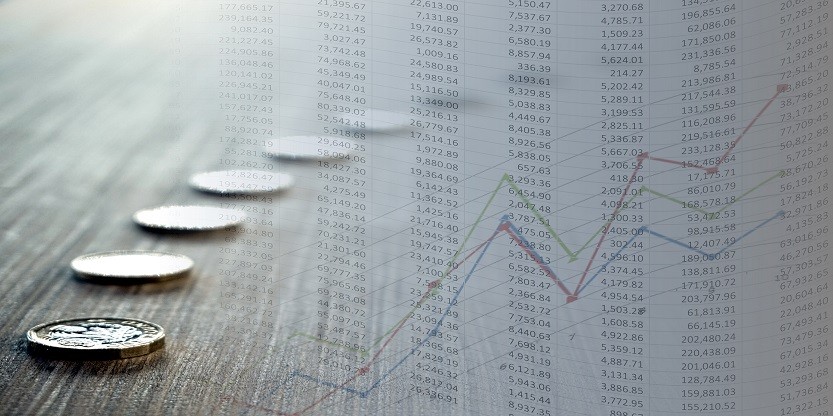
191, 4, 831, 415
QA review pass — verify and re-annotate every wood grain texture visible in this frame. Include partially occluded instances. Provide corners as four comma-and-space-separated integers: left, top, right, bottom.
0, 2, 361, 414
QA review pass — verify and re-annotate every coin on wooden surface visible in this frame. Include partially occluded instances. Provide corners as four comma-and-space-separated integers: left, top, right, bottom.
71, 250, 193, 283
189, 169, 294, 194
133, 205, 245, 231
264, 136, 357, 160
27, 317, 165, 359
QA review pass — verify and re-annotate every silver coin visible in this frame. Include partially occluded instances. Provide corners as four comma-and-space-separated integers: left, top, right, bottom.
71, 250, 194, 283
189, 170, 294, 194
264, 136, 357, 160
27, 317, 165, 359
334, 110, 410, 132
133, 205, 245, 231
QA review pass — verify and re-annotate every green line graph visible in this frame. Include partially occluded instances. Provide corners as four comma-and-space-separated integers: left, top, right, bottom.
297, 168, 783, 352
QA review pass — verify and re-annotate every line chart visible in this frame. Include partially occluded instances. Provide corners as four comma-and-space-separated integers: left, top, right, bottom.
203, 0, 833, 412
294, 83, 788, 347
569, 84, 788, 302
281, 209, 784, 415
289, 167, 784, 357
268, 84, 790, 414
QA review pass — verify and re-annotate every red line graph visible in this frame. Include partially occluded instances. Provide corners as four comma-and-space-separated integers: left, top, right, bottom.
302, 84, 787, 413
568, 84, 787, 302
291, 220, 566, 414
292, 281, 441, 415
293, 229, 503, 415
225, 84, 788, 415
505, 222, 573, 296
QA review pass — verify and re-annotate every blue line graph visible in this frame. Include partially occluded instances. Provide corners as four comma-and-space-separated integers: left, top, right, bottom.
575, 210, 785, 295
278, 209, 785, 402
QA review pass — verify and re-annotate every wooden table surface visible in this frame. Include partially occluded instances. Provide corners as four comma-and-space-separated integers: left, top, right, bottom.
0, 1, 367, 414
8, 1, 824, 416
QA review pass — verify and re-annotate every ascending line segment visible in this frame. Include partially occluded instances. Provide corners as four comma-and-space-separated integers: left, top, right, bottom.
569, 84, 787, 302
292, 168, 783, 356
287, 84, 789, 414
227, 84, 791, 415
575, 210, 784, 295
288, 210, 785, 415
367, 83, 786, 347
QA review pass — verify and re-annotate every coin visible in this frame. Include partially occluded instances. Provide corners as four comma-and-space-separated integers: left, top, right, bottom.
27, 317, 165, 359
334, 109, 410, 132
133, 205, 245, 231
189, 169, 294, 194
71, 250, 194, 283
264, 136, 357, 160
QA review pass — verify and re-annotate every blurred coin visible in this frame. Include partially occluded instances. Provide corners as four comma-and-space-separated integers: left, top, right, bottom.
189, 170, 294, 194
133, 205, 245, 231
264, 136, 357, 160
334, 110, 410, 132
27, 317, 165, 359
71, 250, 193, 283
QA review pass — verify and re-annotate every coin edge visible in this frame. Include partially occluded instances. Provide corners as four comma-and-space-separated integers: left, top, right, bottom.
70, 250, 194, 282
26, 317, 166, 359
